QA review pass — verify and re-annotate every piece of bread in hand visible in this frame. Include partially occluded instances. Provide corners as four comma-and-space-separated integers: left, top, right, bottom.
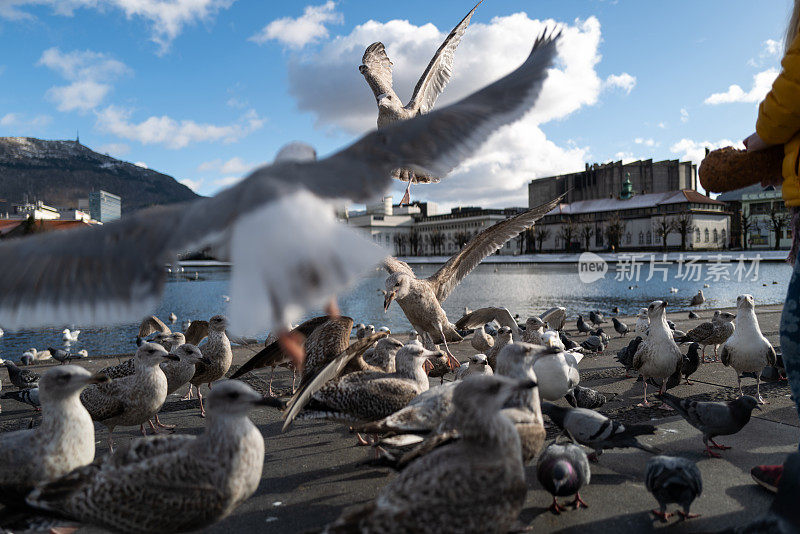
699, 145, 783, 193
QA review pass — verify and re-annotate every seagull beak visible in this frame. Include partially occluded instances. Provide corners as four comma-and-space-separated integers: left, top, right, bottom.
423, 359, 435, 374
383, 291, 396, 312
88, 373, 110, 385
518, 379, 537, 390
164, 353, 180, 361
200, 356, 213, 366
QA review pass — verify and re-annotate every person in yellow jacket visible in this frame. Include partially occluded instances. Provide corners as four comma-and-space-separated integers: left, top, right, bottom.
744, 1, 800, 494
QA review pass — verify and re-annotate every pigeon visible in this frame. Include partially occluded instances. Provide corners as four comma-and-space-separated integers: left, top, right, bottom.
612, 306, 620, 314
454, 354, 493, 380
541, 402, 659, 461
681, 343, 701, 385
721, 295, 776, 404
580, 335, 604, 353
616, 336, 642, 378
632, 301, 682, 407
645, 455, 703, 522
536, 441, 591, 514
565, 385, 609, 410
589, 327, 610, 345
656, 392, 761, 458
576, 315, 592, 335
688, 311, 699, 319
47, 347, 73, 365
667, 320, 676, 330
3, 361, 39, 389
559, 331, 579, 351
0, 388, 40, 410
633, 309, 649, 335
690, 290, 705, 306
612, 317, 629, 337
589, 311, 605, 326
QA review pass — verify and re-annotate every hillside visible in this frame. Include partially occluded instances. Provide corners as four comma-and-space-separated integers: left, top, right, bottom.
0, 137, 199, 213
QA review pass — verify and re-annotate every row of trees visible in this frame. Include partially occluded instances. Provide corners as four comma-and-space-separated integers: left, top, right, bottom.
741, 204, 791, 250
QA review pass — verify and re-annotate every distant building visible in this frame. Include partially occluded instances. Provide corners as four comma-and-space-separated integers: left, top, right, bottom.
739, 186, 792, 249
534, 189, 730, 252
4, 201, 61, 220
57, 207, 92, 222
88, 190, 121, 222
529, 158, 697, 205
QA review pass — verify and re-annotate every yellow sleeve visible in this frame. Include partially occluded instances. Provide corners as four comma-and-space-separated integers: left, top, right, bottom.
756, 31, 800, 145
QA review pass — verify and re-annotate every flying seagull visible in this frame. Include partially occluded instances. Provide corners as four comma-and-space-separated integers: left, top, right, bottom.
383, 195, 564, 366
0, 28, 562, 371
359, 1, 481, 204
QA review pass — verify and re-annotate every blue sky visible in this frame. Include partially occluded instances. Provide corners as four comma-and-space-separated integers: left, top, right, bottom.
0, 0, 792, 208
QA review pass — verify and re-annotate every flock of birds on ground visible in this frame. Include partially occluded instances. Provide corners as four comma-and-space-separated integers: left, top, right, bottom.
0, 2, 795, 533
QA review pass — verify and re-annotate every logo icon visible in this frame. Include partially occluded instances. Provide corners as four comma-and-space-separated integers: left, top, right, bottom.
578, 252, 608, 283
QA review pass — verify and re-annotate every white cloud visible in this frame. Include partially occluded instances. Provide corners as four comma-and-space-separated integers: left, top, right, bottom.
96, 142, 130, 157
604, 72, 636, 94
279, 14, 612, 206
763, 39, 781, 56
214, 176, 243, 188
0, 112, 52, 129
680, 107, 689, 123
657, 122, 666, 129
2, 0, 234, 53
180, 177, 203, 191
197, 156, 262, 174
634, 137, 656, 147
612, 151, 637, 164
38, 48, 130, 112
704, 68, 779, 105
95, 106, 265, 149
250, 1, 342, 49
669, 138, 745, 165
134, 161, 148, 168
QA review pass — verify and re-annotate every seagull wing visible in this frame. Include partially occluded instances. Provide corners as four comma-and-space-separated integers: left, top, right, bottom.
0, 28, 560, 332
360, 42, 395, 101
139, 315, 171, 338
406, 1, 481, 114
382, 257, 416, 277
184, 320, 209, 346
454, 307, 517, 331
283, 332, 387, 431
427, 195, 564, 303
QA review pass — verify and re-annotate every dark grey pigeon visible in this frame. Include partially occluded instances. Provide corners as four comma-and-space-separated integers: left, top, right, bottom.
616, 336, 643, 378
3, 361, 39, 389
589, 328, 610, 345
0, 388, 40, 410
565, 385, 608, 410
682, 343, 701, 385
536, 441, 590, 514
589, 311, 605, 326
656, 392, 760, 457
47, 347, 72, 365
576, 315, 592, 335
612, 317, 629, 337
667, 319, 676, 330
688, 311, 699, 319
645, 455, 703, 522
559, 331, 578, 351
580, 335, 604, 353
542, 402, 659, 461
612, 306, 620, 314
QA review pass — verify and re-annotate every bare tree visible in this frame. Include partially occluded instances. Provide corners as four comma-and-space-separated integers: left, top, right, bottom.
767, 203, 790, 250
429, 231, 445, 255
453, 231, 471, 250
654, 217, 677, 253
740, 212, 757, 250
556, 219, 576, 252
408, 229, 421, 256
578, 224, 594, 251
603, 212, 626, 252
534, 226, 550, 253
523, 227, 536, 254
393, 234, 408, 256
673, 212, 694, 251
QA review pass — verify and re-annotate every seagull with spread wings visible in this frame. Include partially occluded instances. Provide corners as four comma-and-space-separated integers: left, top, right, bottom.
359, 1, 481, 204
0, 28, 561, 372
383, 194, 564, 367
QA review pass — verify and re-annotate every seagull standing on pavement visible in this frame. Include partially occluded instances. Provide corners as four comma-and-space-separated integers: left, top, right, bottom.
633, 301, 682, 407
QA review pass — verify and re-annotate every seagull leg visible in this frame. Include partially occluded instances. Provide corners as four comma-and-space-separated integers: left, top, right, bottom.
658, 381, 674, 410
548, 497, 565, 515
438, 324, 460, 370
737, 375, 744, 397
355, 433, 372, 446
154, 414, 175, 430
637, 379, 651, 407
268, 367, 276, 397
569, 492, 589, 509
182, 385, 193, 401
291, 368, 298, 394
279, 330, 306, 374
756, 376, 767, 404
198, 390, 206, 418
